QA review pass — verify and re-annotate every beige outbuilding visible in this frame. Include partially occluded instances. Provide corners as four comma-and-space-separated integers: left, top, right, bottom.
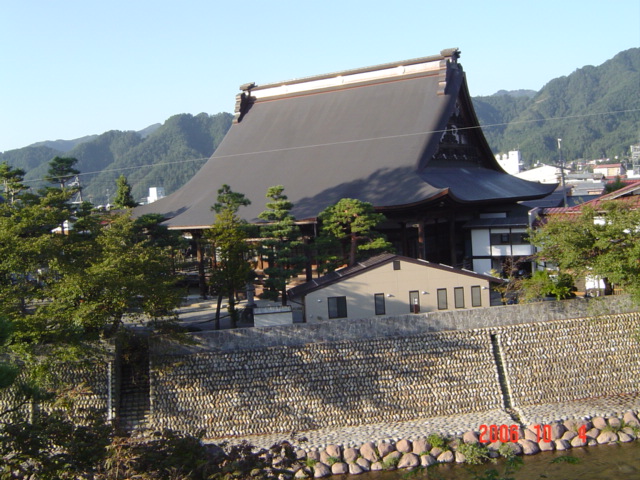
287, 254, 502, 323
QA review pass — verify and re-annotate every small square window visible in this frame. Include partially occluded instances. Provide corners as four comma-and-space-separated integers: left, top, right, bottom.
328, 296, 347, 318
393, 260, 401, 270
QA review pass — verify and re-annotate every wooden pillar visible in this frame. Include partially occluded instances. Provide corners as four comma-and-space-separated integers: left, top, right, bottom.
193, 231, 208, 298
449, 212, 457, 267
417, 220, 426, 260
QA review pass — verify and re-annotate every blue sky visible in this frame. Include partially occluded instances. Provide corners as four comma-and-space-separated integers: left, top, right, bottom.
1, 0, 638, 153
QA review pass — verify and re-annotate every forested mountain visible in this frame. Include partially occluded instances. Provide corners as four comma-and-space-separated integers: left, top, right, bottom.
473, 48, 639, 167
1, 48, 637, 204
1, 113, 232, 205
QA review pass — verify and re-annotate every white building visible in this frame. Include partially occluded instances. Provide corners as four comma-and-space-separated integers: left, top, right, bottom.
495, 150, 522, 175
147, 187, 166, 204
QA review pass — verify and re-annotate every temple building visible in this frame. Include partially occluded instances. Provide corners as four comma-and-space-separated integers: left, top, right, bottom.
135, 48, 555, 275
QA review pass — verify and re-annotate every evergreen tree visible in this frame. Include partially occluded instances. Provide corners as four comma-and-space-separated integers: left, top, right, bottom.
258, 186, 305, 305
45, 156, 80, 190
113, 174, 138, 208
318, 198, 393, 268
208, 185, 254, 328
0, 162, 27, 204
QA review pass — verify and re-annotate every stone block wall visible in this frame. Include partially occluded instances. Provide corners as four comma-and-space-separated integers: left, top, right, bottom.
149, 330, 503, 437
496, 312, 640, 407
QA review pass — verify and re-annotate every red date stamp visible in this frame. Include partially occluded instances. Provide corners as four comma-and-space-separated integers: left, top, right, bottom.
479, 424, 519, 443
480, 424, 588, 443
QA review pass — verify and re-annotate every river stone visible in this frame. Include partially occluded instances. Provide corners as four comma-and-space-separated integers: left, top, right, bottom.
437, 451, 454, 463
370, 462, 383, 471
463, 430, 479, 444
331, 462, 348, 475
608, 417, 622, 429
561, 430, 577, 441
313, 463, 331, 478
621, 427, 637, 440
294, 468, 309, 479
383, 450, 402, 467
343, 447, 359, 463
586, 428, 600, 440
623, 411, 640, 427
524, 428, 538, 442
430, 447, 443, 458
377, 441, 395, 457
355, 458, 370, 471
396, 439, 412, 453
359, 442, 379, 462
325, 444, 341, 460
413, 438, 431, 455
398, 453, 420, 469
539, 439, 555, 451
597, 431, 618, 444
412, 438, 430, 455
550, 423, 567, 440
296, 449, 307, 460
307, 451, 321, 462
555, 439, 571, 451
617, 431, 633, 443
420, 454, 436, 467
348, 463, 363, 475
455, 451, 466, 463
518, 439, 540, 455
592, 417, 607, 429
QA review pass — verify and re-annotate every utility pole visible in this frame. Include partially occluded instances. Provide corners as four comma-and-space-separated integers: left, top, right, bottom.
558, 138, 567, 207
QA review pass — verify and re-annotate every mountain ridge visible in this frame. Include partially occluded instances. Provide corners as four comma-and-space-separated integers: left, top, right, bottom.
2, 48, 638, 204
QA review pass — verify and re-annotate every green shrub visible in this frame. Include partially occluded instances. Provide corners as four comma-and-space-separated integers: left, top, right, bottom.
457, 442, 492, 465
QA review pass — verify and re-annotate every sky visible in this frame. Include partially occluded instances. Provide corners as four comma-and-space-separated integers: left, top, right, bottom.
1, 0, 639, 153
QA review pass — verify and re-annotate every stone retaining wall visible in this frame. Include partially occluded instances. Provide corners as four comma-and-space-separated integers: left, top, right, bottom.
150, 330, 503, 436
149, 305, 640, 439
496, 312, 640, 408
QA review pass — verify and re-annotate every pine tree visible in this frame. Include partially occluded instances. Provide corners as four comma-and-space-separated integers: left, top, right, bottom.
113, 174, 138, 208
258, 186, 305, 305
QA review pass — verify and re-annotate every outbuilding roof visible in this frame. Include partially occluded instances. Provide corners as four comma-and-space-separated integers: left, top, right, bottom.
135, 49, 554, 228
287, 253, 503, 299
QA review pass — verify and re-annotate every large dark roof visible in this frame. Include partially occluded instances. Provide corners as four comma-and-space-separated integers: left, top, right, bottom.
135, 49, 554, 228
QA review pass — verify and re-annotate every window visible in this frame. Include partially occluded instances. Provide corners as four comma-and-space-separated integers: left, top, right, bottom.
409, 290, 420, 313
471, 285, 482, 307
437, 288, 448, 310
328, 296, 347, 318
374, 293, 386, 315
393, 260, 401, 270
490, 233, 511, 245
454, 287, 465, 308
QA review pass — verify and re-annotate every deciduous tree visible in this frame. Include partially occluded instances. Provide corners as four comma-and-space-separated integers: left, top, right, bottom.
529, 201, 640, 301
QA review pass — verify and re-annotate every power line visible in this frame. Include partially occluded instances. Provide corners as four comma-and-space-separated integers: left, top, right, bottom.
23, 107, 640, 187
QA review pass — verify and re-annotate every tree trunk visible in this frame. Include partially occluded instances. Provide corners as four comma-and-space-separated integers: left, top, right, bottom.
349, 232, 357, 266
214, 293, 223, 330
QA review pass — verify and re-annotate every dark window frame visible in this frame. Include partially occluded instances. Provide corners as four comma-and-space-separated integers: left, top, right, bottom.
374, 293, 386, 315
437, 288, 448, 310
454, 287, 465, 308
409, 290, 420, 313
328, 296, 347, 319
471, 285, 482, 307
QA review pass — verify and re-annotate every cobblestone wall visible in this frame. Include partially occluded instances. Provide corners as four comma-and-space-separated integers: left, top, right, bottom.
0, 361, 113, 423
149, 305, 640, 439
496, 312, 640, 408
150, 330, 503, 437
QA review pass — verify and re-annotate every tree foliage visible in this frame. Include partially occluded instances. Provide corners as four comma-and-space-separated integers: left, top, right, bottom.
529, 201, 640, 301
258, 186, 305, 304
208, 185, 254, 327
318, 198, 393, 269
113, 174, 138, 208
